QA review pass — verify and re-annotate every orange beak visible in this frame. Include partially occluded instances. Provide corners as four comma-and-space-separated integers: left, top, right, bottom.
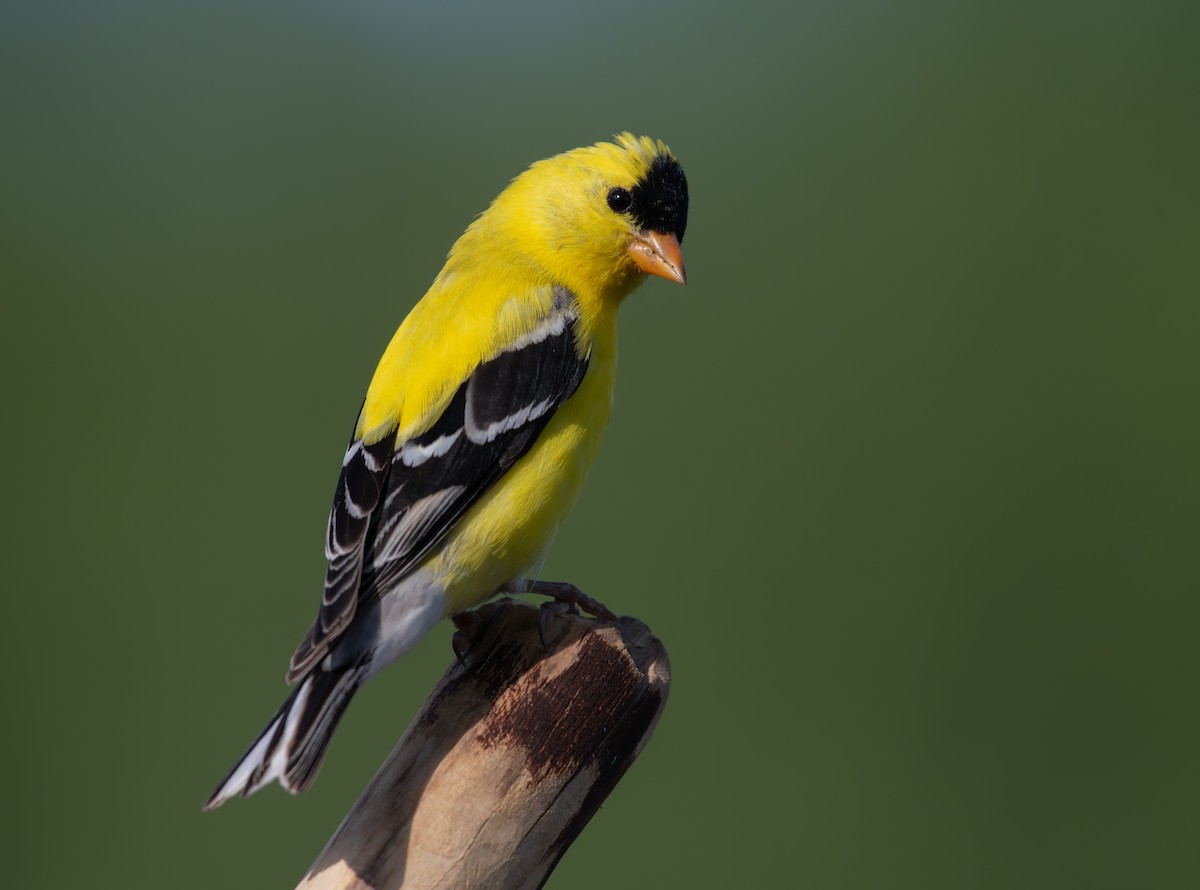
626, 231, 687, 285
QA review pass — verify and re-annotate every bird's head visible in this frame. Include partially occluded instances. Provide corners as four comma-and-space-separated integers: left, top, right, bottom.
476, 133, 688, 299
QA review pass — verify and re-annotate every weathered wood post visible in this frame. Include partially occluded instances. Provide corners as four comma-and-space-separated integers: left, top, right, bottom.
297, 599, 671, 890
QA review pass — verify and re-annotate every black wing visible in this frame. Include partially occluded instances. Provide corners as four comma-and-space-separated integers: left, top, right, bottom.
287, 287, 589, 682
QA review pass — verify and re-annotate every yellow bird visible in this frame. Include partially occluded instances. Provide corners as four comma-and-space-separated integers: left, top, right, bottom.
204, 134, 688, 808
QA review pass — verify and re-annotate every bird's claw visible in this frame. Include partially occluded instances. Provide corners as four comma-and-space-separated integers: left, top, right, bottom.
534, 580, 620, 649
450, 598, 517, 666
450, 629, 470, 668
450, 609, 485, 667
538, 599, 576, 649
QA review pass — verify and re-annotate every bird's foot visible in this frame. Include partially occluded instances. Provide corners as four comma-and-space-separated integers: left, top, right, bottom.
520, 580, 617, 649
522, 580, 617, 621
450, 597, 513, 667
537, 599, 577, 649
449, 612, 478, 667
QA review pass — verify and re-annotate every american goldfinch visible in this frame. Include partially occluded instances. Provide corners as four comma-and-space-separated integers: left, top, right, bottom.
204, 134, 688, 808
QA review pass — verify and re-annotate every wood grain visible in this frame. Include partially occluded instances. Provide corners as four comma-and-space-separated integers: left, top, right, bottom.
297, 599, 670, 890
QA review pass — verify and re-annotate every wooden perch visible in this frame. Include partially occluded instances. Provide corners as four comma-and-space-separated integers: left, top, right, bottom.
297, 600, 671, 890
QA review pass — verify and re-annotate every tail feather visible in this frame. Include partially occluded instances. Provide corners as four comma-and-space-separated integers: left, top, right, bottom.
203, 663, 366, 810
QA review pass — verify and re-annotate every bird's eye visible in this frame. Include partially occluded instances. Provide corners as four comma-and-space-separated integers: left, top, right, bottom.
606, 187, 633, 214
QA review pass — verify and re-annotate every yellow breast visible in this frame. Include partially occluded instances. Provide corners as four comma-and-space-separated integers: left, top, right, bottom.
427, 314, 617, 616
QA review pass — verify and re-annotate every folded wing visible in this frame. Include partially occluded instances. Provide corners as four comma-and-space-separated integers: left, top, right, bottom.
287, 287, 589, 682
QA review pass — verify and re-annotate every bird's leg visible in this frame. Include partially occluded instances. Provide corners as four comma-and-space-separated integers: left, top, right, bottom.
507, 580, 618, 649
521, 580, 618, 621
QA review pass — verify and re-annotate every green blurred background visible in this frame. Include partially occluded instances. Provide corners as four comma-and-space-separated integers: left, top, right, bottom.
4, 0, 1198, 886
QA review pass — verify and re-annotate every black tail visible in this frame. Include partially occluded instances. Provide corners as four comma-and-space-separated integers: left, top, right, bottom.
203, 662, 367, 810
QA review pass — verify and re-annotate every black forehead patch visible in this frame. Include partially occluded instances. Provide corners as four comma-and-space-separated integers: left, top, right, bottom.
629, 155, 689, 243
